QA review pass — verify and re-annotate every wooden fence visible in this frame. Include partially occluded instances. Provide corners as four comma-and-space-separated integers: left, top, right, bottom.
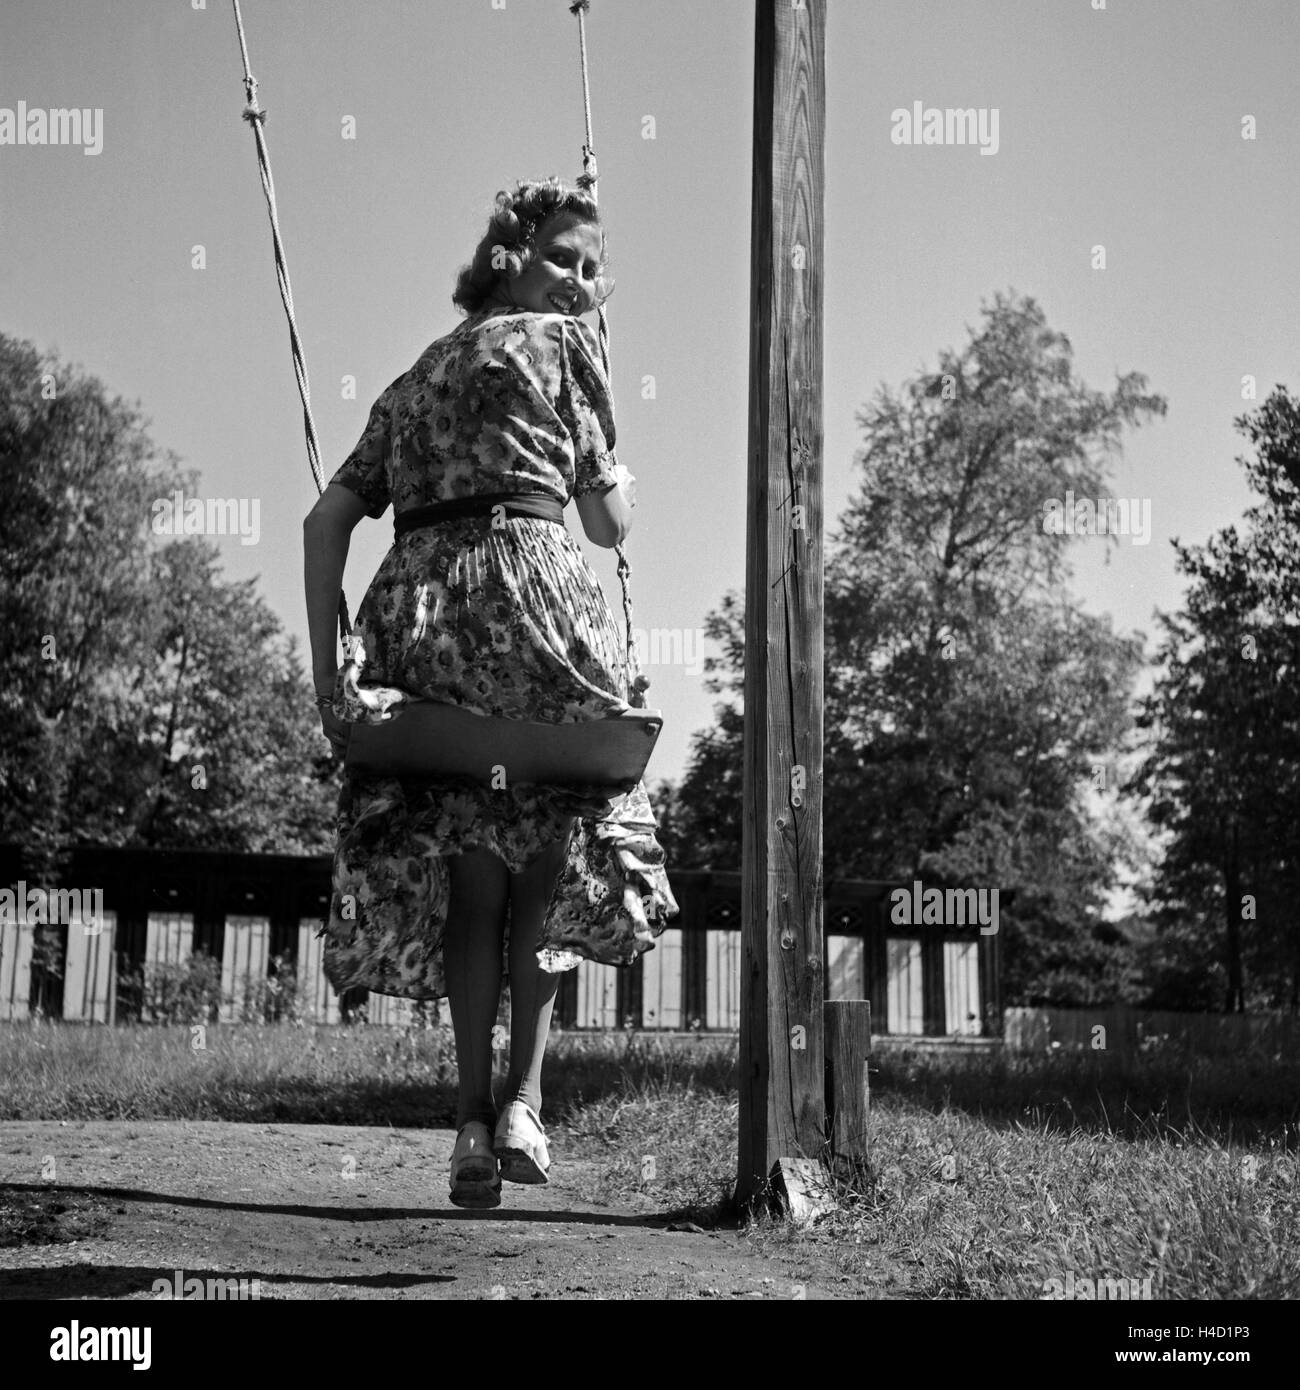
1005, 1005, 1300, 1057
0, 846, 1002, 1035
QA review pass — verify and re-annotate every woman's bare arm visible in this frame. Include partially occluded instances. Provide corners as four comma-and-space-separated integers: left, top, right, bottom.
303, 483, 371, 690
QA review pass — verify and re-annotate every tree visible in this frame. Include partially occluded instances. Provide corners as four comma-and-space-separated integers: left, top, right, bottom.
71, 537, 342, 854
0, 334, 167, 875
0, 332, 341, 864
670, 292, 1166, 1004
1131, 386, 1300, 1011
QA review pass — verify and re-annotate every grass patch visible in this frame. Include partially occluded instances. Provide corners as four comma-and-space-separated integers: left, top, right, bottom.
747, 1095, 1299, 1299
869, 1041, 1300, 1145
742, 1043, 1300, 1299
0, 1019, 736, 1132
2, 1021, 1296, 1297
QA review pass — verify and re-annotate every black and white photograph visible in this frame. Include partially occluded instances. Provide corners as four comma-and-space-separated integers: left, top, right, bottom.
0, 0, 1294, 1347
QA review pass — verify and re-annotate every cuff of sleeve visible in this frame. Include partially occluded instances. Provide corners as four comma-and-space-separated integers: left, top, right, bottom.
572, 454, 620, 498
332, 478, 387, 519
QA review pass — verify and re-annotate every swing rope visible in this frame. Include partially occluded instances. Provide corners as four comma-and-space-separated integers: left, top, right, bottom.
571, 1, 647, 707
232, 0, 643, 701
230, 0, 352, 643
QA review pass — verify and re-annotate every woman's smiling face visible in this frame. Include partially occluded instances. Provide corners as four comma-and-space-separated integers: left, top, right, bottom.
497, 215, 603, 317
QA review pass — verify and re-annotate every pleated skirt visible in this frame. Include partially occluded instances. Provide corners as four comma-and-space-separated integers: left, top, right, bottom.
318, 512, 679, 1001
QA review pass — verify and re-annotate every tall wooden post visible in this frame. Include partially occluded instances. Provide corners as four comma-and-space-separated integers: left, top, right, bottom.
737, 0, 827, 1212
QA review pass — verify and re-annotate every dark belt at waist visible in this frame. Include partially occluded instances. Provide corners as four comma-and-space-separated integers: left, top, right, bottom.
393, 491, 566, 539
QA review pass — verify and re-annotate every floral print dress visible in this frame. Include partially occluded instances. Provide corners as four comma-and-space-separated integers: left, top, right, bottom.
318, 306, 679, 1001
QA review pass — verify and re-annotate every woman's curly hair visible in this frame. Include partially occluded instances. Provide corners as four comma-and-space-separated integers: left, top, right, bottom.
453, 177, 614, 314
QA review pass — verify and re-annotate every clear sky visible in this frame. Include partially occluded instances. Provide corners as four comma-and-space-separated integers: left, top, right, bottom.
2, 0, 1296, 785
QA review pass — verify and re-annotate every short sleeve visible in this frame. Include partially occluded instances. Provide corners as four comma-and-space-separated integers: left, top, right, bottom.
327, 390, 392, 519
558, 318, 623, 498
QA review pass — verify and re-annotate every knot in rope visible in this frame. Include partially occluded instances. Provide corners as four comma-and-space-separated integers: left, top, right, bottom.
241, 103, 266, 126
568, 1, 591, 14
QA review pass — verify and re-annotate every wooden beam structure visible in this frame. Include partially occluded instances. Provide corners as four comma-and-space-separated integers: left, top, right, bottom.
737, 0, 827, 1212
825, 998, 871, 1157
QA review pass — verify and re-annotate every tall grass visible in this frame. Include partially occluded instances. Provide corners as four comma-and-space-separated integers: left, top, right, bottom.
869, 1041, 1300, 1146
751, 1042, 1300, 1298
0, 1018, 735, 1131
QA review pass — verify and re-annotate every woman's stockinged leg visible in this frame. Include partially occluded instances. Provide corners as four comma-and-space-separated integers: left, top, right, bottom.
444, 846, 510, 1130
504, 818, 574, 1116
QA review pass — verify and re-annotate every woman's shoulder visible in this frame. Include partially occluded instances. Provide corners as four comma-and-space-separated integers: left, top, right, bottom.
456, 311, 607, 379
458, 308, 599, 344
408, 312, 603, 397
404, 309, 554, 369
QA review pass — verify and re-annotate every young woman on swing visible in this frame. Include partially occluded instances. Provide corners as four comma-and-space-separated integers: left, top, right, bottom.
303, 178, 678, 1209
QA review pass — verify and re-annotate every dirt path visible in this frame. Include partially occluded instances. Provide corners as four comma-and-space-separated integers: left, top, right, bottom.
0, 1121, 899, 1300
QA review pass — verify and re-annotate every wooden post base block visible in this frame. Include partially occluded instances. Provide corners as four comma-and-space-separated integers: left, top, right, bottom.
770, 1157, 838, 1226
824, 999, 871, 1158
343, 702, 663, 789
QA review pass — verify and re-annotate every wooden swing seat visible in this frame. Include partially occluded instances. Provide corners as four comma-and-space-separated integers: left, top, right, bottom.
343, 700, 663, 791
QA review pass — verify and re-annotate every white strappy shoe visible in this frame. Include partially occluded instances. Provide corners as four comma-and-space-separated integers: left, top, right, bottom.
449, 1121, 501, 1208
493, 1101, 551, 1185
